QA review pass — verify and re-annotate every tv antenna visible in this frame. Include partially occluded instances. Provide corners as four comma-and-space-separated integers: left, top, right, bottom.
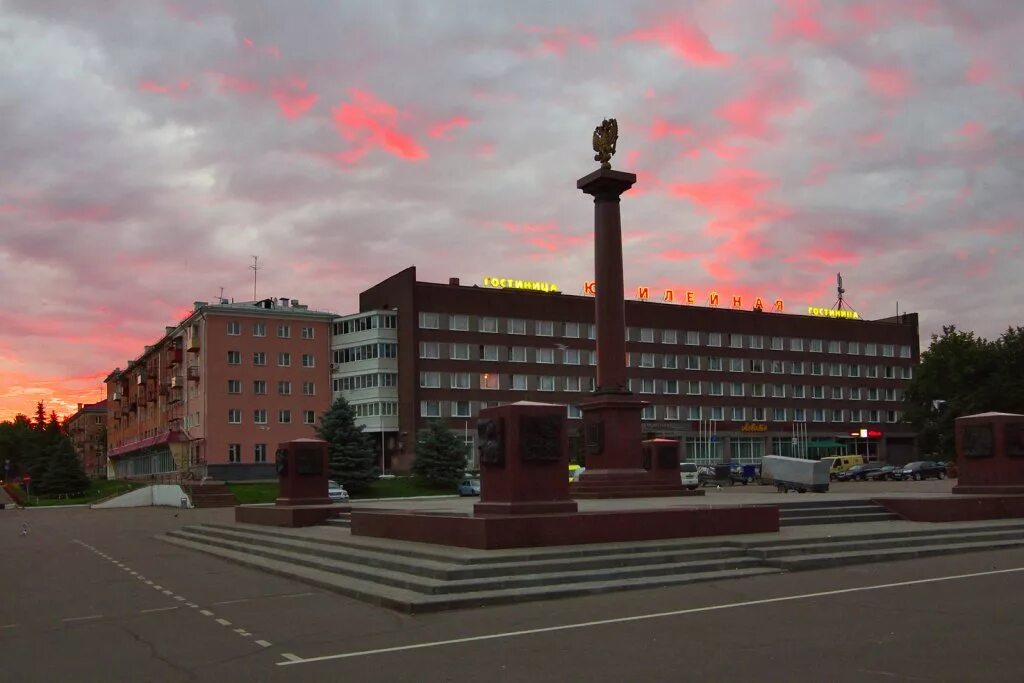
249, 256, 260, 300
834, 272, 853, 310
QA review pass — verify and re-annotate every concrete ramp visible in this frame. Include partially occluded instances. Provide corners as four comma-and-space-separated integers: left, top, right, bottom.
92, 484, 193, 509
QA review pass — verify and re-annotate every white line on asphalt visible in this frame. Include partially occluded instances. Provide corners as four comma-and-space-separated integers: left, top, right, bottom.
62, 615, 104, 623
140, 606, 180, 614
216, 618, 232, 626
276, 565, 1024, 667
174, 596, 186, 602
153, 585, 162, 590
212, 598, 251, 606
144, 580, 153, 585
1, 624, 18, 629
162, 590, 174, 596
186, 603, 198, 608
213, 591, 315, 606
200, 610, 214, 617
255, 640, 273, 648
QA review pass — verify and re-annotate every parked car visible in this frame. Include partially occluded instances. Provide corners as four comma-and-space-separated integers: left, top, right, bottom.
820, 455, 864, 480
569, 465, 585, 483
865, 465, 897, 481
327, 480, 349, 503
897, 461, 947, 481
836, 463, 882, 481
729, 463, 760, 485
679, 463, 699, 490
457, 478, 481, 496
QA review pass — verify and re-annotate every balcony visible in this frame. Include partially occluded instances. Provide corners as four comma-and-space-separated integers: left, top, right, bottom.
159, 384, 169, 397
166, 347, 183, 367
170, 375, 184, 388
187, 336, 200, 353
187, 366, 200, 382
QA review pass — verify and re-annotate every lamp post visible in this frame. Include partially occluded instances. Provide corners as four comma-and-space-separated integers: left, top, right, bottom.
380, 412, 386, 477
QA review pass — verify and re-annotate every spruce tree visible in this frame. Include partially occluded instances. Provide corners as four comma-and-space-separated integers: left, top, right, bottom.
412, 420, 468, 487
34, 401, 46, 431
39, 438, 89, 496
315, 396, 377, 493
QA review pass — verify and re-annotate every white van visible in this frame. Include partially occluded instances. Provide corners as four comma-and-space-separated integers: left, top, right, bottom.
680, 462, 699, 490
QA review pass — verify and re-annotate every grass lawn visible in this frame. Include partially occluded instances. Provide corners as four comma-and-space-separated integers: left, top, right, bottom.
26, 479, 143, 507
224, 477, 456, 504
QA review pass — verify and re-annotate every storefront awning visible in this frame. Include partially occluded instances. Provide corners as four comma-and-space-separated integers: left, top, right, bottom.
109, 430, 188, 458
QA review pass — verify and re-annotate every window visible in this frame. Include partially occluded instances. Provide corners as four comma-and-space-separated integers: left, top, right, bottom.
639, 378, 655, 394
708, 357, 723, 371
253, 322, 266, 337
900, 345, 912, 359
254, 443, 267, 463
794, 408, 806, 422
420, 342, 440, 359
729, 333, 743, 348
812, 385, 824, 399
708, 332, 722, 347
752, 383, 766, 397
302, 382, 315, 396
420, 371, 440, 388
791, 361, 804, 375
302, 353, 314, 368
419, 312, 439, 329
663, 354, 677, 369
688, 406, 702, 420
509, 318, 526, 335
228, 351, 241, 365
848, 341, 860, 355
537, 348, 554, 364
771, 360, 785, 374
790, 338, 804, 352
812, 409, 826, 423
868, 388, 880, 401
538, 376, 556, 391
481, 317, 499, 333
250, 351, 264, 366
865, 343, 877, 356
302, 326, 315, 339
729, 358, 744, 372
709, 381, 724, 396
227, 321, 240, 335
750, 359, 764, 373
503, 346, 524, 363
772, 384, 786, 398
227, 379, 241, 394
481, 345, 500, 361
563, 322, 580, 338
810, 339, 823, 353
640, 327, 655, 343
850, 388, 861, 400
829, 363, 842, 377
277, 324, 291, 338
687, 380, 701, 395
685, 355, 700, 370
771, 336, 784, 351
866, 365, 879, 378
277, 381, 291, 395
832, 386, 844, 399
639, 353, 655, 368
848, 364, 861, 378
665, 405, 680, 420
451, 314, 469, 331
450, 372, 471, 390
564, 349, 581, 365
662, 329, 677, 344
732, 406, 746, 421
730, 382, 744, 397
882, 344, 895, 357
228, 443, 241, 463
885, 366, 896, 379
254, 409, 267, 424
303, 410, 315, 425
512, 374, 528, 390
902, 366, 914, 380
685, 331, 700, 346
832, 409, 844, 423
277, 352, 290, 367
228, 409, 241, 424
750, 335, 764, 350
253, 380, 267, 395
536, 320, 554, 336
773, 407, 787, 422
710, 406, 724, 421
885, 388, 897, 401
587, 324, 596, 340
451, 343, 470, 360
480, 373, 499, 390
752, 407, 766, 422
828, 341, 841, 353
664, 379, 679, 394
567, 405, 583, 419
632, 403, 653, 421
810, 362, 824, 376
420, 400, 440, 417
887, 410, 900, 424
452, 400, 472, 418
565, 376, 581, 392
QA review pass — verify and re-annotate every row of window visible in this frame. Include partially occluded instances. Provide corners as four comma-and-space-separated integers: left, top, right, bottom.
350, 401, 399, 418
417, 313, 913, 358
228, 443, 269, 464
227, 409, 316, 425
418, 400, 903, 424
226, 380, 317, 396
333, 343, 398, 364
227, 351, 317, 367
333, 313, 397, 335
332, 373, 398, 392
226, 321, 317, 339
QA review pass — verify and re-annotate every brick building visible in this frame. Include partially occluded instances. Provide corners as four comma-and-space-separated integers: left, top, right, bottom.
105, 297, 334, 480
332, 267, 920, 472
65, 400, 107, 478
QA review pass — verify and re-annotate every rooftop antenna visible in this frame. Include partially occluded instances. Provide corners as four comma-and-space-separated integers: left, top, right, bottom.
218, 286, 225, 303
249, 256, 260, 300
834, 272, 850, 311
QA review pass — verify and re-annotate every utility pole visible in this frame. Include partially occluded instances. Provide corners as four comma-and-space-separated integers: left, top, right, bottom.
249, 256, 260, 300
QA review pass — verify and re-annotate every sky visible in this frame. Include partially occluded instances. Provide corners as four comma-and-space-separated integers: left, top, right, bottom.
1, 0, 1022, 421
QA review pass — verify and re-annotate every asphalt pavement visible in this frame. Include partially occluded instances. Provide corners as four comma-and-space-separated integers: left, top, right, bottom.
3, 485, 1023, 682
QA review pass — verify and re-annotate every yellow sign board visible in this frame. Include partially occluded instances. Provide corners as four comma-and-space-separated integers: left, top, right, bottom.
807, 306, 860, 320
483, 277, 560, 293
740, 423, 768, 433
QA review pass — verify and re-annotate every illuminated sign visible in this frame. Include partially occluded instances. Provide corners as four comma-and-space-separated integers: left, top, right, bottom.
849, 429, 883, 438
583, 281, 784, 312
808, 306, 860, 320
484, 277, 560, 293
740, 423, 769, 433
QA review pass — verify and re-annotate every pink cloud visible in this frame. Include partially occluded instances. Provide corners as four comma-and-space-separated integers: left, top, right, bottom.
331, 90, 428, 162
502, 221, 585, 254
648, 119, 691, 140
865, 66, 912, 99
476, 143, 495, 159
858, 130, 885, 147
618, 19, 731, 66
669, 168, 775, 213
656, 249, 701, 261
773, 0, 836, 44
519, 25, 595, 57
715, 89, 804, 140
804, 161, 834, 186
270, 78, 318, 119
214, 73, 261, 94
137, 79, 191, 95
429, 116, 472, 139
242, 36, 280, 58
965, 59, 994, 85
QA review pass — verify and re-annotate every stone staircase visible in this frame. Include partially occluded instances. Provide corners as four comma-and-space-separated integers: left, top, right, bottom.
182, 482, 238, 508
158, 520, 1024, 612
778, 499, 900, 526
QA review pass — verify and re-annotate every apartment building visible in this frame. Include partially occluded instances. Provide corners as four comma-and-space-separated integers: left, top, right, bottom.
332, 267, 921, 472
65, 400, 107, 478
105, 297, 334, 480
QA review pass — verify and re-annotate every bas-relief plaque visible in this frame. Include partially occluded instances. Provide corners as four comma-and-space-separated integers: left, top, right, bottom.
585, 420, 604, 455
1007, 422, 1024, 458
478, 418, 505, 467
963, 425, 994, 458
520, 415, 563, 462
295, 449, 323, 475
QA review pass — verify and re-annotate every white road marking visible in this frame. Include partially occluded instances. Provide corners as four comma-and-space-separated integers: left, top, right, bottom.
212, 598, 251, 606
255, 640, 273, 648
213, 591, 315, 606
62, 615, 104, 623
144, 580, 154, 585
186, 603, 198, 608
140, 606, 180, 614
162, 590, 174, 596
276, 566, 1024, 667
234, 628, 252, 636
1, 624, 18, 629
174, 596, 186, 602
200, 610, 214, 617
216, 618, 232, 626
153, 585, 164, 590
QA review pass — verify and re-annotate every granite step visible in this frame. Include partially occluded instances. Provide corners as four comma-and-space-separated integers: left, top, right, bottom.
747, 527, 1024, 560
765, 537, 1024, 571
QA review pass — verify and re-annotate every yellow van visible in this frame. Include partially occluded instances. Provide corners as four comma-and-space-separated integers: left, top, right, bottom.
820, 455, 863, 480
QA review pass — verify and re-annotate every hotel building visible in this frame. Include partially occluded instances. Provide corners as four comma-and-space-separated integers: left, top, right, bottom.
332, 267, 920, 472
104, 297, 334, 480
66, 400, 108, 478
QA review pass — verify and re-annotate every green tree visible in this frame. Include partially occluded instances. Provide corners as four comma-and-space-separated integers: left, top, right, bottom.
33, 401, 47, 431
315, 396, 377, 493
38, 438, 89, 496
412, 420, 467, 487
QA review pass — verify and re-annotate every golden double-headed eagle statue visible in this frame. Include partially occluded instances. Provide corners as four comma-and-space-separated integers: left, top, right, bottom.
592, 118, 618, 169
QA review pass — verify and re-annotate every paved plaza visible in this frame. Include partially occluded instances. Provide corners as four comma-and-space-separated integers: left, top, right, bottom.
3, 484, 1024, 682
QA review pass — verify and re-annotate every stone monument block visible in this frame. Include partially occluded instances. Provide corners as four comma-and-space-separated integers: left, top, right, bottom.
953, 412, 1024, 494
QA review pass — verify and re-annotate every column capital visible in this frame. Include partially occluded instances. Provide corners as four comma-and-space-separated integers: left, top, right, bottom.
577, 168, 636, 200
